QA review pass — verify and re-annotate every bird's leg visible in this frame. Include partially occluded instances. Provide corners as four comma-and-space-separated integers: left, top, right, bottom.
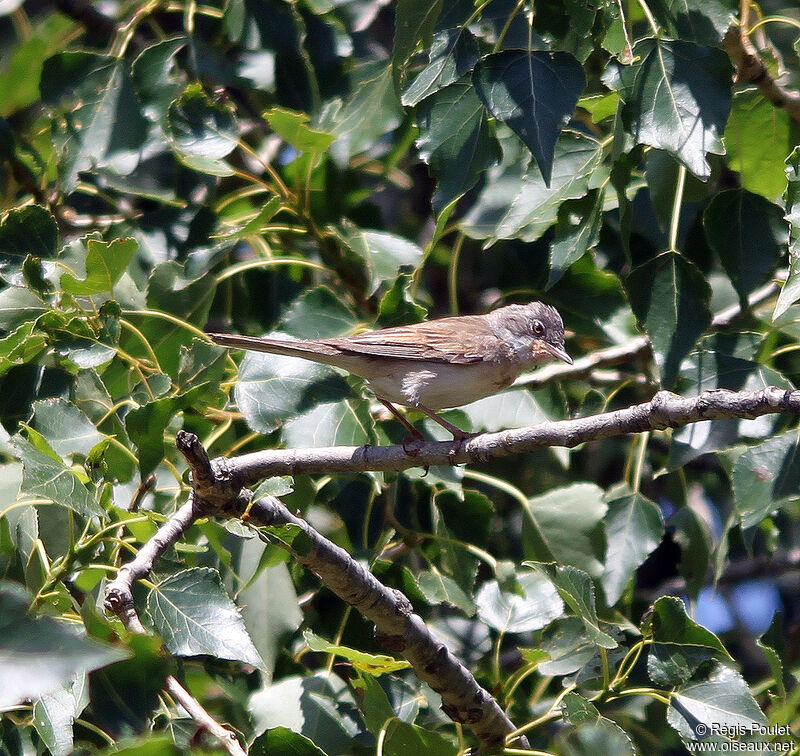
377, 398, 424, 455
414, 403, 477, 463
414, 404, 470, 439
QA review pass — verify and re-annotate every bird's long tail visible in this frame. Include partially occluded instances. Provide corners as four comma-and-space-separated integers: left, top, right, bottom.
208, 332, 342, 366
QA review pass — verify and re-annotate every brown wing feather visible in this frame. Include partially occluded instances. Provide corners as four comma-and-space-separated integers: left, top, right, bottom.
321, 315, 499, 364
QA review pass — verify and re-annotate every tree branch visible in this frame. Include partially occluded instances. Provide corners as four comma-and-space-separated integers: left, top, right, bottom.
104, 384, 800, 750
224, 386, 800, 482
723, 25, 800, 126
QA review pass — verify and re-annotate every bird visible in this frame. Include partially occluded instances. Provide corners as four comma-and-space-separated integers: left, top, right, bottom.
209, 302, 571, 443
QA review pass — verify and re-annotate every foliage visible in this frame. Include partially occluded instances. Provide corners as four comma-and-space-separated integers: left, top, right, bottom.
1, 0, 800, 754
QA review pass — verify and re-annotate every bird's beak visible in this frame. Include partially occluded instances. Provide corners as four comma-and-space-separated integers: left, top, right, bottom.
541, 342, 573, 365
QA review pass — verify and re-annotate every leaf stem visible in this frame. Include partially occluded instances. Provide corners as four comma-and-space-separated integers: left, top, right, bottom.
668, 164, 687, 252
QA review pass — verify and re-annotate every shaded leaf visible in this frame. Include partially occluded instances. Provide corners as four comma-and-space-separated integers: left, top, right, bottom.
608, 39, 732, 179
147, 567, 263, 667
0, 581, 127, 708
523, 483, 607, 578
537, 616, 597, 676
644, 596, 730, 687
530, 562, 617, 648
12, 431, 103, 516
233, 348, 351, 434
461, 130, 604, 243
475, 570, 564, 633
704, 190, 786, 307
650, 0, 733, 45
548, 188, 604, 287
61, 238, 138, 296
474, 50, 586, 185
0, 205, 58, 269
731, 430, 800, 530
392, 0, 444, 87
402, 29, 478, 106
30, 398, 103, 458
602, 493, 664, 606
627, 251, 711, 388
279, 287, 357, 339
416, 76, 501, 211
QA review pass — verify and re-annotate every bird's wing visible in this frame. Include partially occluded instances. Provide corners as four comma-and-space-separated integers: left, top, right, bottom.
323, 316, 499, 364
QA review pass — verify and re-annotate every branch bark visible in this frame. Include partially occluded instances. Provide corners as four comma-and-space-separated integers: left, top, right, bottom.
104, 384, 800, 749
223, 386, 800, 482
723, 24, 800, 126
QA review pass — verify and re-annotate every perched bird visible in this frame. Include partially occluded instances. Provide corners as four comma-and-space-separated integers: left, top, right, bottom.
210, 302, 571, 442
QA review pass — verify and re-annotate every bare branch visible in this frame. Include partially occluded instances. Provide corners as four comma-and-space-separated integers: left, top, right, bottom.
723, 25, 800, 126
227, 386, 800, 482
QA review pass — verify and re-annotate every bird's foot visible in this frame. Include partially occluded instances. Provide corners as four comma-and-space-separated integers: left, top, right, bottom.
447, 431, 478, 464
402, 431, 425, 456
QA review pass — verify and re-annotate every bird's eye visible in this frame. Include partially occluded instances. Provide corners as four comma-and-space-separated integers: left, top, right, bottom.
532, 319, 545, 336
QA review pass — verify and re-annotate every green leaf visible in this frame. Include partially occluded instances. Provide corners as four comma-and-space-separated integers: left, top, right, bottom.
473, 50, 586, 185
755, 614, 787, 700
703, 190, 786, 308
30, 398, 103, 458
529, 562, 617, 648
175, 339, 227, 394
0, 205, 58, 268
134, 260, 217, 377
279, 287, 357, 339
537, 616, 597, 675
608, 39, 732, 179
523, 483, 607, 578
461, 130, 605, 243
61, 237, 137, 296
125, 395, 181, 478
774, 146, 800, 320
474, 570, 564, 633
559, 692, 634, 756
12, 431, 103, 517
0, 321, 47, 378
392, 0, 444, 87
167, 83, 238, 172
461, 389, 549, 433
731, 430, 800, 530
666, 663, 766, 744
416, 76, 501, 211
417, 570, 475, 614
627, 251, 711, 388
233, 349, 351, 434
725, 88, 800, 202
533, 0, 597, 62
548, 188, 604, 287
644, 596, 730, 687
265, 107, 335, 152
248, 673, 361, 752
649, 0, 733, 45
0, 581, 128, 707
304, 631, 411, 675
334, 224, 424, 294
602, 492, 664, 606
402, 29, 479, 106
375, 272, 427, 328
321, 61, 403, 164
282, 399, 375, 448
130, 37, 187, 123
32, 677, 88, 756
250, 728, 328, 756
147, 567, 263, 667
41, 52, 149, 190
670, 506, 713, 599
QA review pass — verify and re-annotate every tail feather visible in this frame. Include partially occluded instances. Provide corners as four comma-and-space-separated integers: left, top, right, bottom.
208, 332, 341, 365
